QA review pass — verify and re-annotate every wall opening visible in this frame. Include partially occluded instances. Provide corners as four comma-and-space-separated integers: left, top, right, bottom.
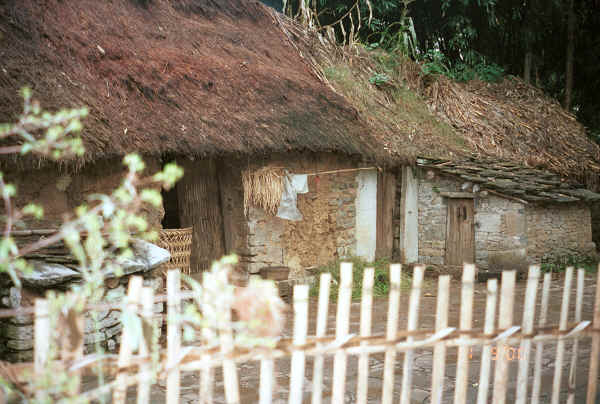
161, 186, 180, 229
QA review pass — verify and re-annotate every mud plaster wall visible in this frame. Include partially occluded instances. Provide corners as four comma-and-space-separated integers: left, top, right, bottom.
417, 169, 527, 270
526, 203, 596, 264
246, 153, 361, 275
3, 157, 164, 230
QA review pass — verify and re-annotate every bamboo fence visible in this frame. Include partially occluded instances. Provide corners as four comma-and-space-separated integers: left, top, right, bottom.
19, 263, 600, 403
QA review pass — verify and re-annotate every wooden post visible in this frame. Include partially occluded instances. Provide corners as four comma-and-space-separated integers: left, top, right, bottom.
259, 357, 274, 404
400, 265, 425, 404
531, 272, 551, 404
114, 276, 144, 404
137, 287, 155, 404
492, 270, 516, 404
586, 264, 600, 404
311, 273, 331, 404
566, 269, 585, 404
220, 288, 240, 404
551, 266, 574, 404
289, 284, 309, 404
34, 298, 50, 403
431, 275, 450, 404
166, 270, 182, 404
357, 268, 374, 404
515, 265, 540, 403
381, 264, 402, 404
199, 272, 214, 404
476, 278, 498, 404
454, 264, 476, 404
331, 263, 353, 404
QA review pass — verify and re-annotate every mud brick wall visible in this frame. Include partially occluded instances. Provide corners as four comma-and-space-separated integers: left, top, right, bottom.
246, 153, 359, 276
526, 203, 596, 264
3, 157, 164, 230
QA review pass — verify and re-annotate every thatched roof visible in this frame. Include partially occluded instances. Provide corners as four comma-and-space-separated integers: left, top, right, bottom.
0, 0, 387, 166
275, 16, 600, 188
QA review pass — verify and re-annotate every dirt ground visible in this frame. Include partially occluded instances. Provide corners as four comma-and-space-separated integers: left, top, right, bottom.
134, 276, 598, 404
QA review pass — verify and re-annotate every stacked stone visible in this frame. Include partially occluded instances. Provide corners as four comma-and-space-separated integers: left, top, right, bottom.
0, 240, 169, 362
332, 173, 357, 258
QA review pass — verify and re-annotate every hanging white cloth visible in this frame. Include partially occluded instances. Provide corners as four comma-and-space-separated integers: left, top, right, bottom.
276, 173, 309, 221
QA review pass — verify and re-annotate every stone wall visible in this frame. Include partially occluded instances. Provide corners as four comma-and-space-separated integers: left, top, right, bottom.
0, 275, 162, 362
526, 203, 596, 263
417, 169, 528, 270
246, 153, 360, 275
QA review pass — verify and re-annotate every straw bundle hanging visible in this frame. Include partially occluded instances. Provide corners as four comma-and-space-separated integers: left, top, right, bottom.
242, 166, 286, 216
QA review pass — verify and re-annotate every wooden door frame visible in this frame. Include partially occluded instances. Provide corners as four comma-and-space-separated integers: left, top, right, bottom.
444, 196, 476, 266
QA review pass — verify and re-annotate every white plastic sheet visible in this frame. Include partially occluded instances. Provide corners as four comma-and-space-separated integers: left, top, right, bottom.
276, 174, 309, 221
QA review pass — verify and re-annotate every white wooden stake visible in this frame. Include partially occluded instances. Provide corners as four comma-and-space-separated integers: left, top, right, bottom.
492, 270, 516, 404
566, 268, 585, 404
454, 264, 476, 404
34, 298, 50, 403
381, 264, 402, 404
515, 265, 540, 404
431, 275, 451, 404
311, 273, 331, 404
137, 287, 155, 404
400, 265, 425, 404
331, 262, 353, 404
531, 272, 551, 404
357, 267, 374, 404
166, 270, 182, 404
551, 266, 574, 404
476, 278, 498, 404
586, 265, 600, 404
289, 284, 309, 404
114, 276, 143, 404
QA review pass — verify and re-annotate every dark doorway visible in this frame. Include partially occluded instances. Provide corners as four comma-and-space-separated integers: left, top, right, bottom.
161, 186, 180, 229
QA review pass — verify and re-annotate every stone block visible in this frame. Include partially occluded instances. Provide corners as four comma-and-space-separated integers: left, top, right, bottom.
488, 248, 528, 272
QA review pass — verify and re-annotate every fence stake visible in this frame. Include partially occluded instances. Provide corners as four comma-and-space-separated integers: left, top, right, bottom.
259, 357, 274, 404
34, 298, 50, 403
381, 264, 402, 404
220, 290, 240, 404
566, 268, 585, 404
400, 265, 425, 404
137, 287, 155, 404
199, 272, 214, 404
531, 272, 551, 404
454, 263, 476, 404
476, 278, 498, 404
586, 264, 600, 404
431, 275, 451, 404
114, 276, 144, 404
357, 267, 375, 404
551, 266, 574, 404
167, 270, 182, 404
492, 270, 516, 404
289, 284, 309, 404
311, 272, 331, 404
515, 265, 540, 404
331, 262, 353, 404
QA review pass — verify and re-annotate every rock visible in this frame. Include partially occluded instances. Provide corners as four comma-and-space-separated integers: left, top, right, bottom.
21, 261, 81, 288
102, 239, 170, 278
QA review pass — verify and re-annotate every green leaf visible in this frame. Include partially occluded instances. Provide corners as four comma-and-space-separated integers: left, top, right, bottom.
22, 203, 44, 219
140, 189, 162, 207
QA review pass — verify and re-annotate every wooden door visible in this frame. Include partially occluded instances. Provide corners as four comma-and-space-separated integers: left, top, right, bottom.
445, 198, 475, 266
376, 171, 396, 259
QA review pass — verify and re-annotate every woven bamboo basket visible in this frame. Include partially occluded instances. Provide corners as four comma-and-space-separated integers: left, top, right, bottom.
156, 227, 193, 275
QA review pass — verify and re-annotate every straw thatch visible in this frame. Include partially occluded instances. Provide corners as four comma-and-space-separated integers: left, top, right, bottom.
242, 167, 285, 216
0, 0, 388, 167
273, 13, 600, 187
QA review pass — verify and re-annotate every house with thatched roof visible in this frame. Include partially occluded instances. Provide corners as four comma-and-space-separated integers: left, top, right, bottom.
273, 15, 600, 273
0, 0, 399, 280
2, 0, 600, 288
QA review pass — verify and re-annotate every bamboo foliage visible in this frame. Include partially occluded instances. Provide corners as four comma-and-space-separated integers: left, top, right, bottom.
26, 263, 600, 404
